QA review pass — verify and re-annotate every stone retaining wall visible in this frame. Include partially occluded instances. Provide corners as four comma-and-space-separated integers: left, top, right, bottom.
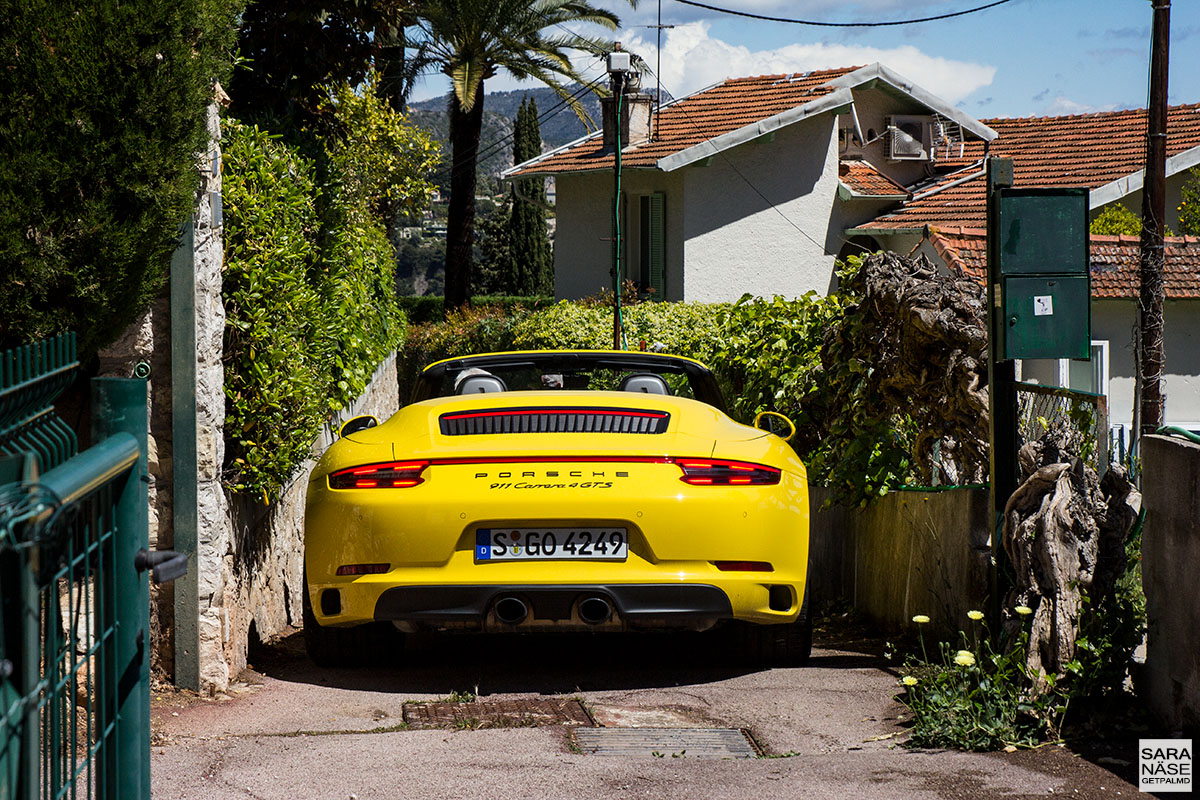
209, 352, 399, 688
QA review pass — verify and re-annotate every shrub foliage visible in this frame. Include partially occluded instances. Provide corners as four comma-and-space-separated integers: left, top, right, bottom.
223, 80, 438, 498
0, 0, 239, 354
397, 262, 918, 507
1180, 167, 1200, 236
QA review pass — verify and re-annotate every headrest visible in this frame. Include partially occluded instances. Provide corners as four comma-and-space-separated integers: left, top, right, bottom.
457, 375, 507, 394
618, 373, 670, 395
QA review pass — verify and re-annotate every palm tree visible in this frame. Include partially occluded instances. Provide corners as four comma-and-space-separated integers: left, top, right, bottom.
409, 0, 635, 310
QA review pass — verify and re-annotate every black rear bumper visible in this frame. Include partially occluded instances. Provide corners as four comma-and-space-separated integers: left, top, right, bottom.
373, 583, 732, 628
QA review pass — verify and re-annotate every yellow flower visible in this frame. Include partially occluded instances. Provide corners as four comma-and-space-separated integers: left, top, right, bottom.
967, 610, 984, 621
912, 614, 931, 624
954, 650, 976, 667
901, 676, 918, 687
1015, 605, 1033, 616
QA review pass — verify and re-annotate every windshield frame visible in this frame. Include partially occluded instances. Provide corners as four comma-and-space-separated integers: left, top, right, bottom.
412, 351, 728, 413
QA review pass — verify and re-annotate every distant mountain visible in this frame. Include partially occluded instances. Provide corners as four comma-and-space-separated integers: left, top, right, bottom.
407, 84, 674, 187
404, 106, 516, 195
409, 84, 606, 151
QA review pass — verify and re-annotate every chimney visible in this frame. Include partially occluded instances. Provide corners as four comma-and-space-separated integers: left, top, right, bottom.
601, 43, 653, 151
601, 90, 653, 151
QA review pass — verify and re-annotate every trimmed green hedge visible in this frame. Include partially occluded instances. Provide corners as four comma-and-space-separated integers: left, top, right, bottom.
398, 304, 528, 401
510, 301, 727, 359
0, 0, 239, 355
398, 295, 555, 325
397, 300, 728, 402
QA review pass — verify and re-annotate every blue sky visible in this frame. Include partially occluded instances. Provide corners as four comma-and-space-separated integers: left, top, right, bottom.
410, 0, 1199, 120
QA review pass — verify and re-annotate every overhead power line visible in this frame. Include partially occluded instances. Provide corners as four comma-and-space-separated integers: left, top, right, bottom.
426, 69, 608, 186
670, 0, 1012, 27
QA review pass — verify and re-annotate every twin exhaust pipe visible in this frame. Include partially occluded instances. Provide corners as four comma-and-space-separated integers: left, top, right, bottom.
493, 594, 613, 626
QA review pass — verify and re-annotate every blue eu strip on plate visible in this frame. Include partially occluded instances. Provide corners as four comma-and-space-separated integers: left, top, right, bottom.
476, 529, 492, 560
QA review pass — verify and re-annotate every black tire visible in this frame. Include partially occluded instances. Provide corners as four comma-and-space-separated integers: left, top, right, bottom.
302, 574, 399, 668
737, 593, 812, 667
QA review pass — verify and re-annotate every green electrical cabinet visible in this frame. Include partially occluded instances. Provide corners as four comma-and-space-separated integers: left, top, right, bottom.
989, 187, 1091, 361
1001, 275, 1091, 360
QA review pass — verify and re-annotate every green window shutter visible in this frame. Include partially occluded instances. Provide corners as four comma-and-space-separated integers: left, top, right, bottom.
647, 192, 665, 299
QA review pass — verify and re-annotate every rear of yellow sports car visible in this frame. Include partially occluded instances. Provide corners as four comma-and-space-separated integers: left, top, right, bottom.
304, 389, 810, 664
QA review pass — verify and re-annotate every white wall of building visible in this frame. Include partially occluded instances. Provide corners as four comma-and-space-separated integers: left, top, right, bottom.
552, 171, 616, 300
1019, 299, 1200, 433
552, 169, 687, 300
680, 114, 843, 301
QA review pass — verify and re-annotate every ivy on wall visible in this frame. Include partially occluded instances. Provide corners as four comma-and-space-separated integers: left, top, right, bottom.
222, 76, 439, 499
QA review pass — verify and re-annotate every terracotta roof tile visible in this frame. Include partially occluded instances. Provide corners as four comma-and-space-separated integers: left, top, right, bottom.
862, 104, 1200, 230
839, 159, 908, 197
508, 67, 862, 176
923, 226, 988, 279
924, 227, 1200, 299
1091, 234, 1200, 299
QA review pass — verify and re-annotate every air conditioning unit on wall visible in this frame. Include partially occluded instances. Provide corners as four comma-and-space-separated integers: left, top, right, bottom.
887, 115, 933, 161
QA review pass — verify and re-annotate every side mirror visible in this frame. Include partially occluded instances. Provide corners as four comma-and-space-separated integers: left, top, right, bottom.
339, 415, 378, 438
753, 411, 795, 442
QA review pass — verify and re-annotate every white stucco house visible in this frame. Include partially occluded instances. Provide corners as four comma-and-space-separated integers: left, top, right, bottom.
504, 63, 1200, 433
504, 64, 996, 301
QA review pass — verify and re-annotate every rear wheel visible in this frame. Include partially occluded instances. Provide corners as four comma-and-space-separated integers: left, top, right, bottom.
737, 592, 812, 667
302, 574, 400, 667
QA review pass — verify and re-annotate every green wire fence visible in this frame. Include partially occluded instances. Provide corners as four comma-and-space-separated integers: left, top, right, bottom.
1, 334, 182, 800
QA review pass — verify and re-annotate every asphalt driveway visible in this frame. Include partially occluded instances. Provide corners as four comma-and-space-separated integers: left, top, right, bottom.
149, 622, 1143, 800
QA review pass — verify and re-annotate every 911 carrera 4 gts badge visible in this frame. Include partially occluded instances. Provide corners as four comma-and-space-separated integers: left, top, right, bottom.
474, 470, 628, 490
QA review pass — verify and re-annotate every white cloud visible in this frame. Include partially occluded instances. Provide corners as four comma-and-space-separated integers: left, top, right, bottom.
1043, 96, 1120, 116
618, 21, 996, 104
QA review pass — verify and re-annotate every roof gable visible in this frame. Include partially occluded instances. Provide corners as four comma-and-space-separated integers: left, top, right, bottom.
505, 63, 994, 178
505, 67, 859, 178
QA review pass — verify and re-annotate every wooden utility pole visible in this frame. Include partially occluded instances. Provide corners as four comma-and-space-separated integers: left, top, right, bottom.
1138, 0, 1170, 437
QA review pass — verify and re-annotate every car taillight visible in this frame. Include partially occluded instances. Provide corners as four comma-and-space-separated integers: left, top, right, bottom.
328, 461, 429, 489
674, 459, 781, 486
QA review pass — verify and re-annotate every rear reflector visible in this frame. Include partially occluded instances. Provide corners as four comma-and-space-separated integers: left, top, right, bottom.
329, 461, 428, 489
714, 561, 774, 572
676, 459, 781, 486
335, 563, 390, 576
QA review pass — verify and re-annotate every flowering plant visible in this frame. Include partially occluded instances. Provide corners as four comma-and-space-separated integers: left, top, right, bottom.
895, 609, 1065, 751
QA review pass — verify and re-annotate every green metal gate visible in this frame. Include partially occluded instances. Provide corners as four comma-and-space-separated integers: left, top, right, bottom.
0, 334, 184, 800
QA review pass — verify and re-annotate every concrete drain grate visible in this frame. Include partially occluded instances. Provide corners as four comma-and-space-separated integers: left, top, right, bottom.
402, 698, 594, 729
573, 728, 759, 759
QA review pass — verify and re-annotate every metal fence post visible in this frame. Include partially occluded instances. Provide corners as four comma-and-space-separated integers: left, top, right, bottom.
170, 220, 201, 692
91, 378, 149, 800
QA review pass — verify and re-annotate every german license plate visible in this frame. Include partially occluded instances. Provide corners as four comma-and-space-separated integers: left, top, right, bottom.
475, 528, 628, 561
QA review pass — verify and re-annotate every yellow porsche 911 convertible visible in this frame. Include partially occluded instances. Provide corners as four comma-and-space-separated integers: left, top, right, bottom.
303, 350, 810, 667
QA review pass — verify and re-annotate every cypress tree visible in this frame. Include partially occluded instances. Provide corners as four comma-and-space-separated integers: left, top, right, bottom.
507, 97, 552, 295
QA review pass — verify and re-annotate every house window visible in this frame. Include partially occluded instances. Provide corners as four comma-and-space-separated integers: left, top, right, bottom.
638, 193, 665, 300
1066, 340, 1109, 397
